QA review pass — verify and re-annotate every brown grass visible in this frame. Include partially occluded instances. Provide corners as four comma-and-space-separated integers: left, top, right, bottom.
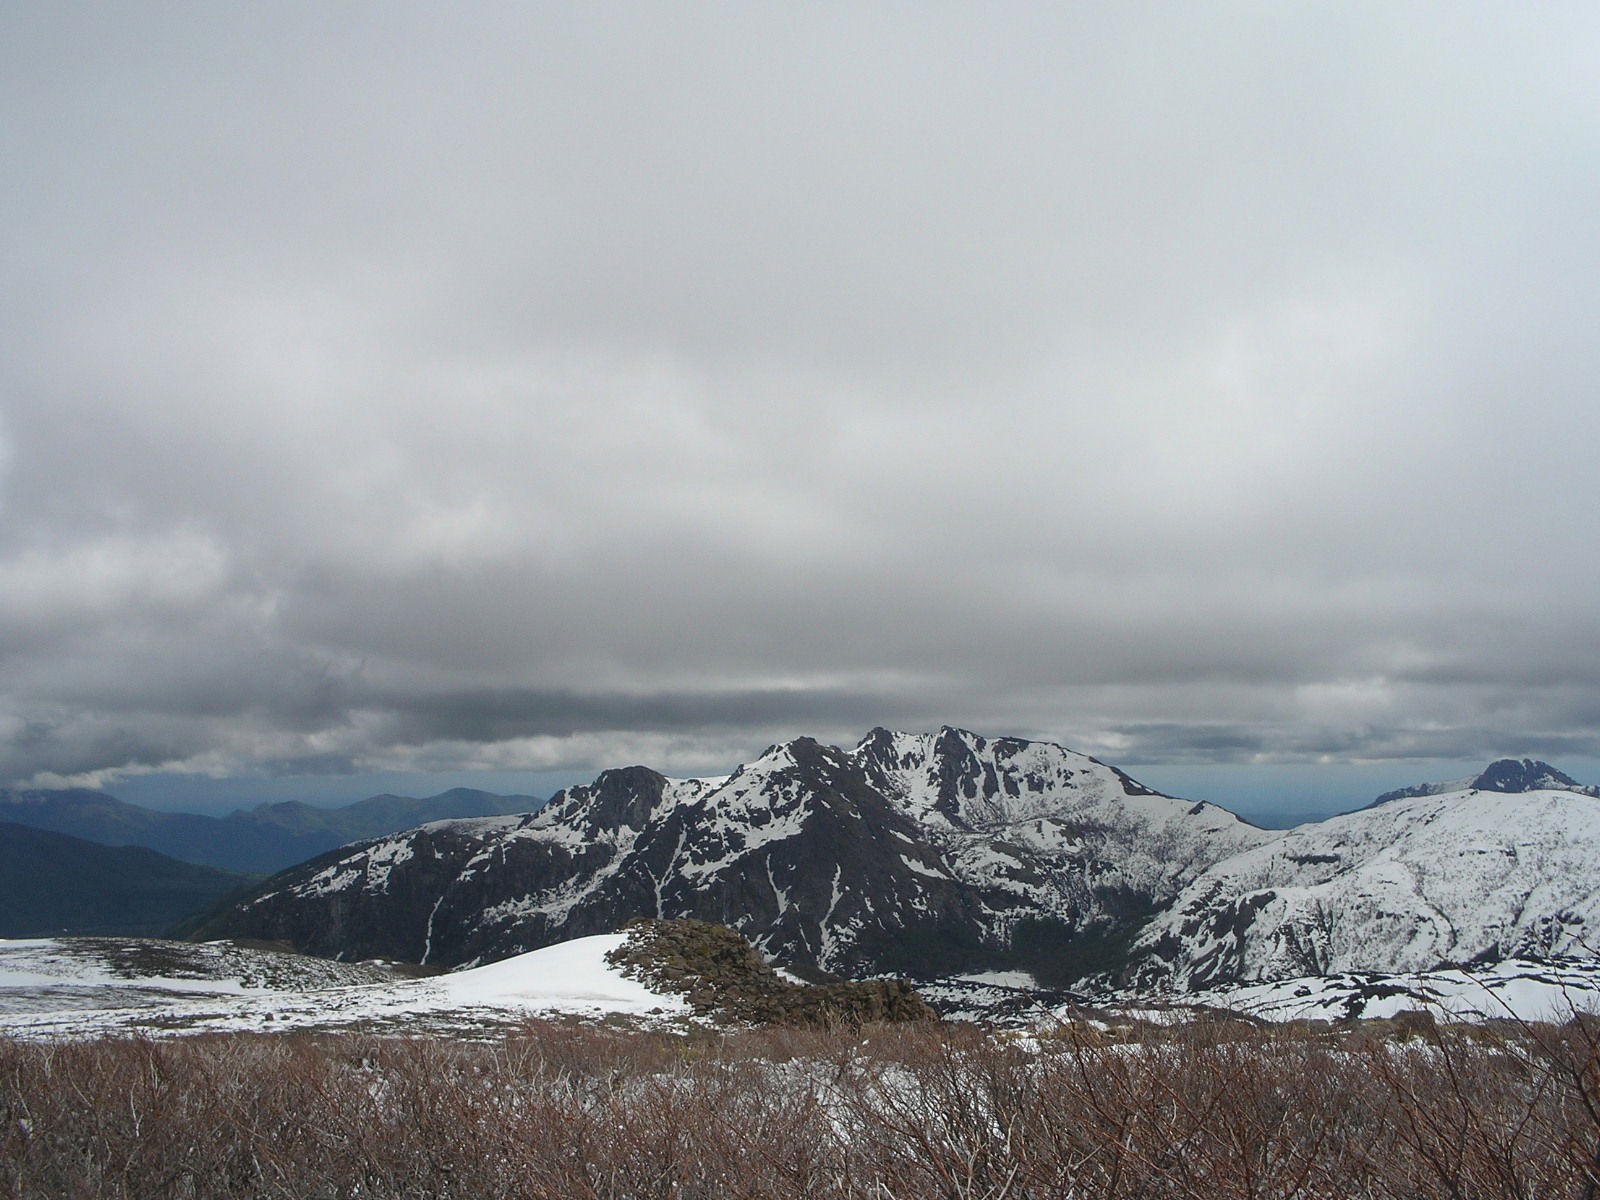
2, 1014, 1598, 1198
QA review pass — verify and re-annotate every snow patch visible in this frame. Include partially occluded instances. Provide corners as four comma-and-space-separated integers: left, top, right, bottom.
0, 934, 689, 1040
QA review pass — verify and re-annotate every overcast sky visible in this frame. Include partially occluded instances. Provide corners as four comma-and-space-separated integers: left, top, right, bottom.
4, 4, 1599, 818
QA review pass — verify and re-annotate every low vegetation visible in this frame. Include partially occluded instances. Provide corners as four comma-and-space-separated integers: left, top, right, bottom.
606, 917, 935, 1026
4, 1011, 1599, 1198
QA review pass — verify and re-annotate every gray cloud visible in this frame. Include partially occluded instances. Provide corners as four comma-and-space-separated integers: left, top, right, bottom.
3, 4, 1599, 794
377, 685, 928, 745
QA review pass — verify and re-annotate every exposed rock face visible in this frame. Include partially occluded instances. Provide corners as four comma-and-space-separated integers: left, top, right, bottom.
194, 727, 1269, 983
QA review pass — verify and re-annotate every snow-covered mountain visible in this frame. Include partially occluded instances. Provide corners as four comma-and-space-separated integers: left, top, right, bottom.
197, 727, 1269, 983
1128, 764, 1600, 991
194, 744, 1600, 995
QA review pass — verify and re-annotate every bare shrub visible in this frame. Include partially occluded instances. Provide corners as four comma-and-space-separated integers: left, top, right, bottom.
3, 1013, 1600, 1198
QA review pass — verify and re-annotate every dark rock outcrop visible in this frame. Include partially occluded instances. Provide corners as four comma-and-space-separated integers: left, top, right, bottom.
1368, 759, 1600, 808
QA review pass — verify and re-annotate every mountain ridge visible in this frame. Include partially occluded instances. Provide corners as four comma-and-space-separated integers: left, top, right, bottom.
193, 736, 1600, 995
1366, 757, 1600, 808
0, 822, 254, 937
193, 726, 1270, 982
1130, 778, 1600, 992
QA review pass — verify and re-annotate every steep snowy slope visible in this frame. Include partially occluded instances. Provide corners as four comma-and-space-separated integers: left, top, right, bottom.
1130, 781, 1600, 990
197, 728, 1269, 983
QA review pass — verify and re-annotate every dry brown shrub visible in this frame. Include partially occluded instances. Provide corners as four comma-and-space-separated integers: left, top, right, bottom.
3, 1012, 1599, 1199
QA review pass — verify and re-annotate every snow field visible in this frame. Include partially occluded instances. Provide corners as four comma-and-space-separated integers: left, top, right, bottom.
0, 933, 687, 1040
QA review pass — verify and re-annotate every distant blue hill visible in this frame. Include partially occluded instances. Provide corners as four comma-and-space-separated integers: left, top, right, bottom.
0, 787, 543, 874
0, 822, 253, 937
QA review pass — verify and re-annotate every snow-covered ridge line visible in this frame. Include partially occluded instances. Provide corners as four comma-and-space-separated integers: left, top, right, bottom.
199, 726, 1269, 981
1134, 782, 1600, 991
197, 739, 1600, 997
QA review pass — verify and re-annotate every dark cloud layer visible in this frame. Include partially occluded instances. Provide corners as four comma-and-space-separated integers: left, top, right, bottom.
3, 4, 1599, 794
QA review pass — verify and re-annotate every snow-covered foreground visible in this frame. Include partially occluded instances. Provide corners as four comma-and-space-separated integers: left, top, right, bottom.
0, 934, 687, 1040
6, 933, 1599, 1042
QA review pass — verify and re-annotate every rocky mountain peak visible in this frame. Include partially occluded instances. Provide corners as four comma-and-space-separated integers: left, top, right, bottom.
1471, 758, 1584, 794
852, 724, 1175, 831
197, 726, 1268, 982
1368, 759, 1599, 808
544, 765, 674, 834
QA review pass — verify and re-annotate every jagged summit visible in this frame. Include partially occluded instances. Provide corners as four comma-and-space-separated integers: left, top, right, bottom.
191, 732, 1600, 996
1368, 758, 1599, 807
1473, 758, 1590, 794
195, 726, 1268, 983
853, 725, 1174, 831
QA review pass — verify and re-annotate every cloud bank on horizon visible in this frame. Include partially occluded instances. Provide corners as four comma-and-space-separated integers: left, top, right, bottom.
3, 4, 1598, 790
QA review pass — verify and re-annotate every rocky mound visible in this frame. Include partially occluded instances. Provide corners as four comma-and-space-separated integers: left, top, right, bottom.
604, 918, 935, 1027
